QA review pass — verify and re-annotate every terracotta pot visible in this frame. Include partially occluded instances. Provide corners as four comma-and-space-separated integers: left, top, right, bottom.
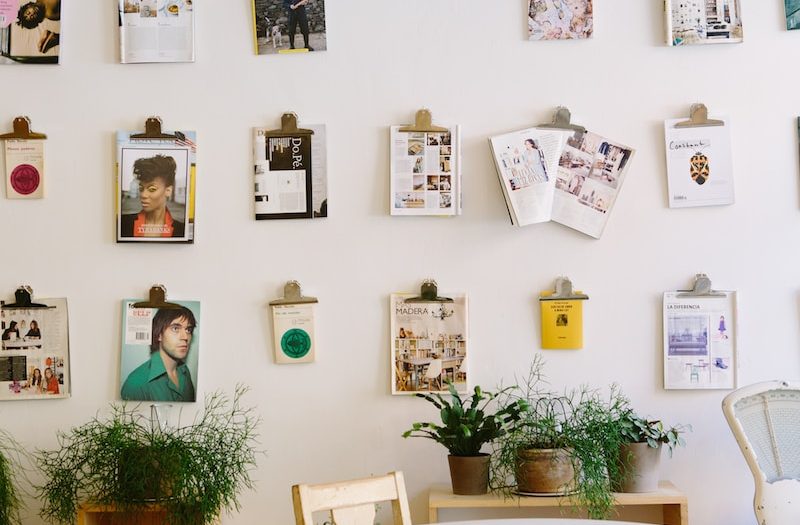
515, 447, 575, 494
447, 454, 490, 495
617, 442, 661, 493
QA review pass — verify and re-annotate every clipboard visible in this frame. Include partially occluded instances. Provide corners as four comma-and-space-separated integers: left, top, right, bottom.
538, 107, 586, 134
0, 117, 47, 141
676, 273, 727, 297
2, 286, 52, 310
404, 280, 453, 304
673, 104, 725, 129
539, 277, 587, 350
133, 285, 184, 310
398, 109, 449, 133
269, 281, 317, 364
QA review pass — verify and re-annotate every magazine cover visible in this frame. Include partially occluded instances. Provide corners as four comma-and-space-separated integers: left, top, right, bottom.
663, 291, 737, 390
788, 0, 800, 30
5, 138, 45, 199
0, 0, 61, 64
550, 128, 634, 238
664, 117, 734, 208
0, 298, 70, 400
253, 125, 327, 220
119, 0, 195, 63
252, 0, 326, 55
390, 126, 461, 216
667, 0, 743, 46
271, 303, 315, 364
489, 128, 566, 226
390, 293, 468, 395
116, 130, 196, 243
528, 0, 593, 41
120, 299, 200, 402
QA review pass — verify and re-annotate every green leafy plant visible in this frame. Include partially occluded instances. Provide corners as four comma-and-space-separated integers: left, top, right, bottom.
37, 386, 261, 525
402, 382, 526, 456
618, 410, 689, 457
0, 429, 28, 525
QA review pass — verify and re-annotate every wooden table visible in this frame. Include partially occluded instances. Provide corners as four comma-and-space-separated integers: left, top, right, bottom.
77, 504, 219, 525
428, 481, 687, 525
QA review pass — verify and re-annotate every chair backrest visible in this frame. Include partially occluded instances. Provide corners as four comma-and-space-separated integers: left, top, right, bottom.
457, 356, 467, 373
722, 381, 800, 524
424, 359, 442, 379
292, 471, 412, 525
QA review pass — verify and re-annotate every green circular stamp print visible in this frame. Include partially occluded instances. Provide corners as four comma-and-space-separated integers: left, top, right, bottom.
280, 328, 312, 359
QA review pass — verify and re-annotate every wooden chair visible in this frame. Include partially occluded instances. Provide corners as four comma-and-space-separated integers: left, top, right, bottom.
421, 358, 443, 391
394, 363, 410, 392
292, 471, 412, 525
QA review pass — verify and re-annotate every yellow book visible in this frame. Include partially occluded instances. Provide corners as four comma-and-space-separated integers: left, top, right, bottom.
539, 290, 585, 350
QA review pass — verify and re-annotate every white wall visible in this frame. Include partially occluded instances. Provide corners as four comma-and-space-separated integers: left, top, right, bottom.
1, 1, 797, 524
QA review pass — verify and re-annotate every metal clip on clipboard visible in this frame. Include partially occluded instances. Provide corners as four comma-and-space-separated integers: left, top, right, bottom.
399, 109, 449, 133
264, 112, 314, 139
130, 117, 179, 140
404, 279, 453, 304
0, 117, 47, 140
538, 107, 587, 134
539, 277, 588, 302
133, 285, 184, 309
269, 281, 318, 306
676, 273, 727, 297
2, 285, 51, 309
674, 104, 724, 129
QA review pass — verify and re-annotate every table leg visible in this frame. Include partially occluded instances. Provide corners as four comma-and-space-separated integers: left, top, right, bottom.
663, 502, 687, 525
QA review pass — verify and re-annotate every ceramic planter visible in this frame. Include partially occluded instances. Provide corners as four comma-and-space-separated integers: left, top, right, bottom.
447, 454, 490, 495
515, 447, 575, 494
617, 442, 662, 493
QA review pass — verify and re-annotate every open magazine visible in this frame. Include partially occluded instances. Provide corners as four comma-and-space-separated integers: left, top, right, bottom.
119, 0, 195, 63
0, 0, 61, 64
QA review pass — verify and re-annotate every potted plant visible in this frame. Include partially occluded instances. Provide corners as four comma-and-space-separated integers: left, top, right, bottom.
0, 429, 27, 525
491, 358, 629, 519
615, 409, 688, 493
37, 386, 260, 525
403, 381, 526, 495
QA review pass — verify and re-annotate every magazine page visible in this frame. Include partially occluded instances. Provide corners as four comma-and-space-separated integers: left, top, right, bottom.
667, 0, 743, 46
664, 118, 734, 208
528, 0, 592, 41
390, 293, 468, 395
120, 299, 200, 402
119, 0, 195, 63
271, 303, 316, 364
116, 130, 196, 243
390, 126, 460, 216
549, 128, 634, 239
253, 124, 326, 220
0, 0, 61, 64
788, 0, 800, 30
663, 292, 737, 390
489, 128, 565, 226
0, 298, 70, 400
253, 0, 327, 55
5, 138, 44, 199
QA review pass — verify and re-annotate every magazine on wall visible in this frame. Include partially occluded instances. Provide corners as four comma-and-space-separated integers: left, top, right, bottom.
119, 0, 195, 63
390, 126, 461, 216
489, 128, 566, 226
4, 136, 45, 199
120, 299, 200, 402
0, 298, 70, 400
253, 124, 327, 220
528, 0, 593, 41
663, 290, 737, 390
390, 293, 468, 396
787, 0, 800, 30
666, 0, 743, 46
252, 0, 327, 55
549, 128, 634, 239
116, 129, 196, 243
664, 117, 734, 208
0, 0, 61, 64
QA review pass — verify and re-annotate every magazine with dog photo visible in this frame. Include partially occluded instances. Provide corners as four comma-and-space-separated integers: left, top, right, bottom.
0, 0, 61, 64
119, 0, 195, 63
528, 0, 593, 41
549, 128, 634, 238
489, 128, 566, 226
252, 0, 327, 55
390, 126, 461, 216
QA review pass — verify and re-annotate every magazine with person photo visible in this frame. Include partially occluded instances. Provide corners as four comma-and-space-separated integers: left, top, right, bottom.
119, 299, 200, 403
528, 0, 593, 41
549, 128, 634, 238
390, 126, 461, 216
666, 0, 743, 46
664, 117, 734, 208
0, 0, 61, 64
787, 0, 800, 29
116, 130, 196, 243
252, 0, 327, 55
0, 298, 70, 400
119, 0, 195, 63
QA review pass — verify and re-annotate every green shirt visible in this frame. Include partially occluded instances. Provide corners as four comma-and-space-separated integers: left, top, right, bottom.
121, 351, 196, 402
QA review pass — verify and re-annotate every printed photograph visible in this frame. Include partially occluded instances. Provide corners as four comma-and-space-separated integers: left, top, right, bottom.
254, 0, 327, 55
788, 0, 800, 29
139, 0, 156, 17
0, 0, 61, 64
120, 299, 200, 403
407, 137, 425, 156
497, 137, 551, 192
559, 131, 632, 191
667, 315, 709, 356
426, 176, 439, 190
528, 0, 593, 41
669, 0, 743, 46
394, 192, 425, 209
440, 192, 452, 208
1, 311, 44, 351
119, 146, 190, 241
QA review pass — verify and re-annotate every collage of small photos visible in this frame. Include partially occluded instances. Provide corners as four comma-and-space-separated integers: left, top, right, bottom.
390, 127, 460, 216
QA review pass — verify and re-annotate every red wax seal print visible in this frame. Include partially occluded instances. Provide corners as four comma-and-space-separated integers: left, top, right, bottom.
10, 164, 40, 195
